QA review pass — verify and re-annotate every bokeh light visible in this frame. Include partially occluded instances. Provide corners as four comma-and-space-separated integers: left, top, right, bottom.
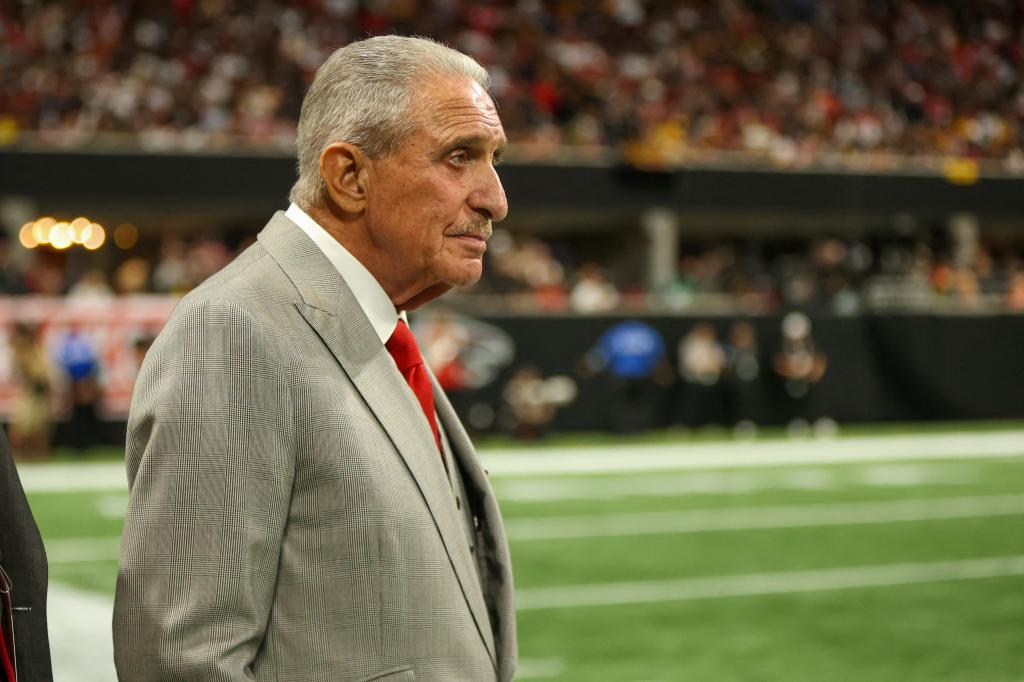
18, 216, 111, 250
114, 223, 139, 249
70, 217, 91, 244
19, 222, 38, 248
49, 222, 74, 249
32, 217, 55, 244
83, 223, 106, 250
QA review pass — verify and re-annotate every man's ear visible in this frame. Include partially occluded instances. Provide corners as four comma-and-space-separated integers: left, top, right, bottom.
320, 142, 368, 213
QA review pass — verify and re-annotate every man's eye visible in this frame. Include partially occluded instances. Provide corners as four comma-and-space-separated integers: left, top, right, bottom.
449, 150, 469, 166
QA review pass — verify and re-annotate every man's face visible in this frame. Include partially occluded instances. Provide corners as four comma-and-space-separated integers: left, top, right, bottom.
364, 74, 508, 307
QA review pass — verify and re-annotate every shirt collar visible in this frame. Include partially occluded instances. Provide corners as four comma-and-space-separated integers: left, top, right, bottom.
285, 203, 403, 344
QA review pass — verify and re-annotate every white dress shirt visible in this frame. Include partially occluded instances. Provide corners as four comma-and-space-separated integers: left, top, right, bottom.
285, 203, 403, 344
285, 203, 450, 464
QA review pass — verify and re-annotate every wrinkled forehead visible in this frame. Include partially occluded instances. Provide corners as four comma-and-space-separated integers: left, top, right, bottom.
412, 75, 506, 144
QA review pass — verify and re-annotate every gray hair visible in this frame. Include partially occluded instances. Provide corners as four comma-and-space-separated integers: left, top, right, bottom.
288, 35, 490, 209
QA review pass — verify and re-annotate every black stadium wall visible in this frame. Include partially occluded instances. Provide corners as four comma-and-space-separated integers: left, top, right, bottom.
441, 314, 1024, 432
5, 150, 1024, 221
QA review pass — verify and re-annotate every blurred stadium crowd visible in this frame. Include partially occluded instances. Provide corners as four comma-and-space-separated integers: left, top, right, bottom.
3, 0, 1024, 171
3, 223, 1024, 313
3, 0, 1024, 451
470, 224, 1024, 314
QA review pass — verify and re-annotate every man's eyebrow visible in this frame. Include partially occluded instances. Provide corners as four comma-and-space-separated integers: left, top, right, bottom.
444, 134, 508, 157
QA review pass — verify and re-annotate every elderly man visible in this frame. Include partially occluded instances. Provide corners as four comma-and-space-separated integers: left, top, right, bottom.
114, 36, 515, 681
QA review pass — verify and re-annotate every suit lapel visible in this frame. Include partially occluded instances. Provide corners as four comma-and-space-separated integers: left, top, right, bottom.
258, 213, 498, 667
431, 372, 515, 678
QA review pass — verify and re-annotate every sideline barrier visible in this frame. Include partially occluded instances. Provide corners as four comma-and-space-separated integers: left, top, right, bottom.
1, 297, 1020, 429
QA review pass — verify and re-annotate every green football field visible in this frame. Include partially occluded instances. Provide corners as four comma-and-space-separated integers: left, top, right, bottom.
19, 426, 1024, 681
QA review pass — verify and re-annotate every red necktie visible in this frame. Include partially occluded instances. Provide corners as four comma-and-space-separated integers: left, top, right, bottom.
386, 320, 442, 456
0, 567, 14, 682
0, 628, 12, 682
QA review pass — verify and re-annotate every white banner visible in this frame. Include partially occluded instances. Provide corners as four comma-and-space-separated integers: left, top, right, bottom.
0, 296, 178, 420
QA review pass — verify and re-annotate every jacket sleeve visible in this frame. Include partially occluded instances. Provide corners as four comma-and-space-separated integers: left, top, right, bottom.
113, 297, 295, 680
0, 431, 53, 681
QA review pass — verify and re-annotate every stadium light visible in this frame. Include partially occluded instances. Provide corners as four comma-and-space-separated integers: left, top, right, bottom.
50, 221, 74, 249
70, 217, 91, 244
19, 222, 38, 248
19, 215, 110, 250
32, 217, 55, 244
83, 223, 106, 250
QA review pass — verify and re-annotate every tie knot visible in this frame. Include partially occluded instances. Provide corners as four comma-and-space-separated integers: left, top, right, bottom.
385, 320, 424, 374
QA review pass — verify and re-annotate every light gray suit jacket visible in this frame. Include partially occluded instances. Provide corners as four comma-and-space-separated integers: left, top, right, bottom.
113, 212, 516, 681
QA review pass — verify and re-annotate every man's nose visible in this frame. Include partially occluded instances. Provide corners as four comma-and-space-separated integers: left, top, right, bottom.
470, 164, 508, 223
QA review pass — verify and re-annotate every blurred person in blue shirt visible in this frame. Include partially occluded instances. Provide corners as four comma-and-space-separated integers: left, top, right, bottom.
583, 320, 670, 433
54, 327, 105, 450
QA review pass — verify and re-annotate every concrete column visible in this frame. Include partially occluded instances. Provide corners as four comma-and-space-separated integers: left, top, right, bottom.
0, 197, 38, 267
642, 207, 679, 293
949, 212, 979, 268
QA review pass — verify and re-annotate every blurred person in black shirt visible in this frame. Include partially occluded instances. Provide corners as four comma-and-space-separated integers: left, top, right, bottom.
773, 312, 828, 430
723, 320, 764, 431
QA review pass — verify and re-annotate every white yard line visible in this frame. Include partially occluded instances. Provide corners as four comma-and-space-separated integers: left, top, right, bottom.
49, 493, 1024, 561
19, 461, 127, 492
493, 462, 976, 502
44, 554, 1024, 679
15, 431, 1024, 491
516, 555, 1024, 610
515, 658, 565, 679
483, 431, 1024, 476
506, 494, 1024, 540
48, 582, 117, 681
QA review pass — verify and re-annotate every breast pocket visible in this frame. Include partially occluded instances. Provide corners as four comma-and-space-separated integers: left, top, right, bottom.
358, 665, 415, 682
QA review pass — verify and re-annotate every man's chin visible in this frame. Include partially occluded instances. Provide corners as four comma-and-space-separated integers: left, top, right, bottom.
400, 282, 454, 310
443, 262, 484, 288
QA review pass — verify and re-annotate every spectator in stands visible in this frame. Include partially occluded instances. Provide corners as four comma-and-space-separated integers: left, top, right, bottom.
68, 268, 114, 301
5, 0, 1024, 171
483, 234, 568, 309
0, 239, 23, 294
151, 237, 191, 293
1007, 272, 1024, 311
113, 257, 150, 295
21, 254, 63, 296
570, 261, 620, 313
6, 213, 1024, 313
6, 323, 52, 458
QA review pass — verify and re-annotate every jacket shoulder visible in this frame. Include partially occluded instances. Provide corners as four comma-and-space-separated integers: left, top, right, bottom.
173, 240, 295, 321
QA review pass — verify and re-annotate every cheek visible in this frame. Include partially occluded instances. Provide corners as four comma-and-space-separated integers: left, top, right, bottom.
425, 199, 465, 250
383, 174, 468, 259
